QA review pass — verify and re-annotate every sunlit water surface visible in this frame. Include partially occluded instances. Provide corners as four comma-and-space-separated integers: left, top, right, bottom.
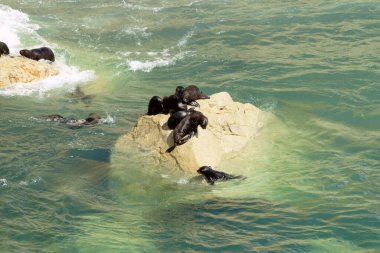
1, 1, 379, 252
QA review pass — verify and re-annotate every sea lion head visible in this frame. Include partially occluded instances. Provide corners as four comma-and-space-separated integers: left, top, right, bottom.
0, 41, 10, 56
192, 111, 208, 129
147, 96, 164, 115
20, 49, 38, 60
197, 166, 213, 175
197, 166, 216, 184
200, 116, 208, 129
85, 113, 101, 124
175, 86, 185, 99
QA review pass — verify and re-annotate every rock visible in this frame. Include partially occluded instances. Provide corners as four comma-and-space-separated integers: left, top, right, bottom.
114, 92, 265, 174
0, 55, 59, 88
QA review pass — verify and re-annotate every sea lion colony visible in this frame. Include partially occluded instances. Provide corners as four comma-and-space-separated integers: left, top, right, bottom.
1, 40, 243, 185
147, 86, 244, 185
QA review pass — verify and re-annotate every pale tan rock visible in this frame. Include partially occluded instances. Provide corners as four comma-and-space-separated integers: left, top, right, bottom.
0, 55, 59, 88
114, 92, 265, 174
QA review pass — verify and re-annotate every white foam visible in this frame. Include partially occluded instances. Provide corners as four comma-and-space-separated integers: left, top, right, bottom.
122, 27, 195, 72
128, 58, 172, 72
0, 178, 8, 188
99, 113, 116, 124
176, 178, 190, 184
177, 29, 195, 47
127, 51, 188, 72
122, 3, 163, 12
123, 27, 151, 38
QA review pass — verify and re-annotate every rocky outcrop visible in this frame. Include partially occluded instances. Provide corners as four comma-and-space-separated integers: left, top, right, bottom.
114, 92, 265, 174
0, 55, 59, 88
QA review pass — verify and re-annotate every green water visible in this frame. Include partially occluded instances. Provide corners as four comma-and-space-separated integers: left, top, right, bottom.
1, 1, 379, 252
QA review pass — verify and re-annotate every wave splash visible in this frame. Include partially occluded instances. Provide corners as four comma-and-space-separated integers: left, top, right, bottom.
122, 29, 195, 72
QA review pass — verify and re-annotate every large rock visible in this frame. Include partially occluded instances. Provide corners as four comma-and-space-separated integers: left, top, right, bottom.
0, 55, 59, 88
114, 92, 265, 174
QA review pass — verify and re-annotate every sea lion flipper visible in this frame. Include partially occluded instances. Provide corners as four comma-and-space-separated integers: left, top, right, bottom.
199, 94, 210, 99
166, 145, 176, 153
177, 134, 193, 145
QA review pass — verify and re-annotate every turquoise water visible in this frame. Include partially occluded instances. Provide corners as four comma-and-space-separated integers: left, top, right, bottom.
1, 1, 379, 252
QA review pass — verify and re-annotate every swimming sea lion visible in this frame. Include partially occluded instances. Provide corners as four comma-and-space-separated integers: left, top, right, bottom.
84, 113, 101, 125
162, 95, 187, 114
20, 47, 55, 62
68, 86, 95, 104
166, 111, 208, 153
181, 85, 210, 107
0, 41, 10, 57
167, 108, 195, 130
45, 113, 102, 128
147, 96, 164, 115
197, 166, 244, 185
66, 113, 101, 128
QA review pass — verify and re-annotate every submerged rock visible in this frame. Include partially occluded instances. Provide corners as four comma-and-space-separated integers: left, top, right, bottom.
114, 92, 265, 174
0, 55, 59, 88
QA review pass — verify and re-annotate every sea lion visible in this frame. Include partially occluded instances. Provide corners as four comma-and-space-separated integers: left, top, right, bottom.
197, 166, 244, 185
162, 95, 187, 114
66, 113, 101, 128
84, 113, 101, 125
166, 111, 208, 153
181, 85, 210, 107
19, 47, 55, 62
175, 86, 185, 99
167, 108, 195, 130
0, 41, 10, 57
68, 86, 95, 104
147, 96, 164, 115
45, 113, 102, 128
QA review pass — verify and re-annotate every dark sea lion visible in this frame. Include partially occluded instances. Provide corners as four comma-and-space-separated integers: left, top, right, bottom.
166, 111, 208, 153
68, 86, 95, 104
147, 96, 164, 115
167, 108, 195, 130
67, 113, 101, 128
44, 113, 101, 129
19, 47, 55, 62
197, 166, 244, 185
0, 41, 10, 57
84, 113, 101, 125
162, 95, 187, 114
181, 85, 210, 107
175, 86, 185, 99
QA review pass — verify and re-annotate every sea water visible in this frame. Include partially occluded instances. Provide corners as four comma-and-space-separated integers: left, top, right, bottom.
0, 1, 379, 252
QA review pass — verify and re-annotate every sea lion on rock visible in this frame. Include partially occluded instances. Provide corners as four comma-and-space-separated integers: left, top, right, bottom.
197, 166, 244, 185
20, 47, 55, 62
147, 96, 164, 115
175, 86, 185, 99
162, 95, 187, 114
181, 85, 210, 107
0, 41, 10, 57
167, 108, 195, 130
166, 111, 208, 153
